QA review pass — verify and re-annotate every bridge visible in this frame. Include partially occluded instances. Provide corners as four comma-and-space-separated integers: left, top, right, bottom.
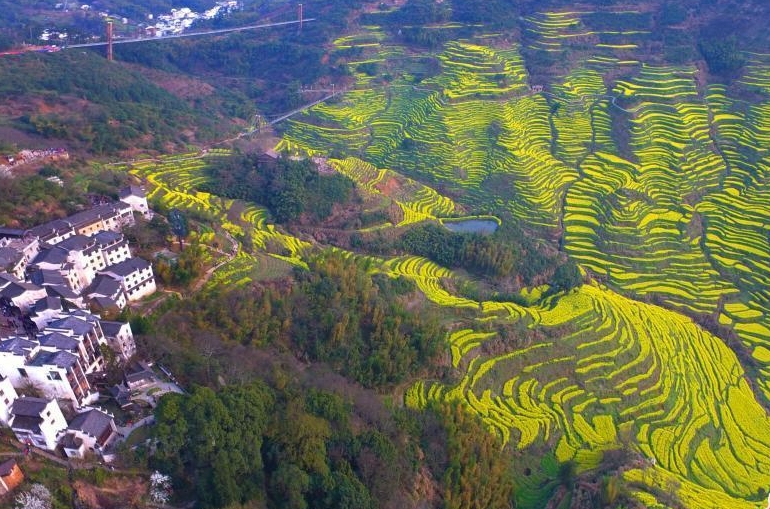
68, 18, 314, 50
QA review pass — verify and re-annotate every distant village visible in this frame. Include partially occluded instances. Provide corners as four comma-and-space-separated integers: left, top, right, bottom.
0, 185, 175, 469
41, 0, 241, 42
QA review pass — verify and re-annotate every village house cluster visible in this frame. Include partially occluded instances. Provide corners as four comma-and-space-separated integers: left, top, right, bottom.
0, 186, 159, 460
0, 148, 69, 177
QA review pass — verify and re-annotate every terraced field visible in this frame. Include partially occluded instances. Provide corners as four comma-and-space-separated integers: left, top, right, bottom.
268, 10, 770, 507
117, 151, 308, 284
125, 8, 770, 507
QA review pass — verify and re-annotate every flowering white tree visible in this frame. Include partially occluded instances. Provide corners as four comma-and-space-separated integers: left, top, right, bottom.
149, 470, 172, 505
14, 483, 52, 509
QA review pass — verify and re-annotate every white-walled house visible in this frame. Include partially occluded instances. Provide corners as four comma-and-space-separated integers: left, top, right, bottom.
99, 320, 136, 362
24, 349, 98, 408
0, 276, 47, 313
0, 338, 40, 387
100, 258, 156, 301
9, 397, 67, 451
119, 185, 152, 220
61, 407, 117, 458
0, 376, 18, 426
91, 231, 131, 269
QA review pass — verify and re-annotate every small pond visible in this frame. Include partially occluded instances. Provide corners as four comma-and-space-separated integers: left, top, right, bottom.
442, 219, 499, 235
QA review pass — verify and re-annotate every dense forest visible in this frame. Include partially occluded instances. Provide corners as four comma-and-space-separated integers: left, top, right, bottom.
144, 251, 443, 389
201, 154, 356, 223
151, 383, 515, 509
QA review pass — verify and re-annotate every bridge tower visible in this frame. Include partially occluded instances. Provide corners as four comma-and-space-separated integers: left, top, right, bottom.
298, 3, 303, 31
106, 20, 114, 61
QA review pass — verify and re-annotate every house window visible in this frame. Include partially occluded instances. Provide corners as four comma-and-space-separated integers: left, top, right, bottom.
47, 371, 62, 381
17, 368, 27, 378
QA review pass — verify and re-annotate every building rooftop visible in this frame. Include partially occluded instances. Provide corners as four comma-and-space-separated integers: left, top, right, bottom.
55, 235, 95, 253
0, 247, 22, 269
119, 185, 146, 199
59, 432, 83, 450
0, 228, 25, 239
10, 415, 41, 433
68, 203, 130, 230
0, 337, 38, 357
28, 349, 78, 369
31, 247, 69, 266
103, 257, 151, 278
0, 458, 18, 477
11, 397, 50, 417
68, 408, 114, 439
86, 275, 122, 299
38, 332, 79, 351
28, 219, 74, 241
92, 230, 123, 246
47, 315, 94, 337
33, 296, 63, 313
0, 281, 43, 299
44, 284, 80, 302
99, 320, 127, 338
29, 270, 68, 287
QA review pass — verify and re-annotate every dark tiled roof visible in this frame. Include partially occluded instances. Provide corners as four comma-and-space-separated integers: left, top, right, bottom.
11, 415, 41, 433
0, 272, 19, 286
0, 281, 43, 299
38, 332, 78, 351
91, 296, 119, 310
0, 458, 18, 477
29, 270, 67, 287
0, 228, 25, 239
102, 257, 150, 277
68, 408, 113, 438
33, 296, 62, 313
119, 185, 146, 199
45, 285, 79, 301
68, 203, 130, 229
86, 275, 122, 298
28, 220, 74, 241
0, 337, 38, 356
91, 231, 123, 246
55, 235, 95, 252
0, 247, 22, 268
60, 432, 83, 450
99, 320, 127, 338
31, 247, 68, 266
11, 397, 49, 417
28, 349, 78, 369
47, 315, 94, 336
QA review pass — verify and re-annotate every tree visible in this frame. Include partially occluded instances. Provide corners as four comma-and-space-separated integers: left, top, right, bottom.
169, 209, 189, 248
551, 259, 582, 293
698, 37, 746, 76
150, 471, 172, 505
15, 484, 52, 509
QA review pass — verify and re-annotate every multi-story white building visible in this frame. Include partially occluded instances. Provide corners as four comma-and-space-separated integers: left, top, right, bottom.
24, 349, 98, 407
0, 274, 47, 313
61, 407, 117, 459
119, 185, 152, 220
91, 231, 131, 269
100, 258, 156, 302
99, 320, 136, 362
9, 397, 67, 451
0, 376, 18, 426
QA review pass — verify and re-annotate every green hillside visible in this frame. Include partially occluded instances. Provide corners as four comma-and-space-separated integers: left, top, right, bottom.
253, 7, 770, 508
10, 1, 769, 507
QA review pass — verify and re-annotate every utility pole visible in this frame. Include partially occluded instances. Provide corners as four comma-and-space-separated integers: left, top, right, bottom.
106, 20, 114, 61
